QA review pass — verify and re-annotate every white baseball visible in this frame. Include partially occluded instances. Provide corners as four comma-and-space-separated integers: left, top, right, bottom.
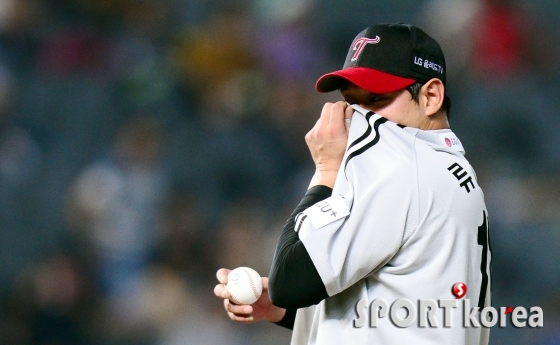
226, 267, 263, 305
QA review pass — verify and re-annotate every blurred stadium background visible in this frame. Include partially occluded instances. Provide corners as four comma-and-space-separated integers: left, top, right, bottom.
0, 0, 558, 344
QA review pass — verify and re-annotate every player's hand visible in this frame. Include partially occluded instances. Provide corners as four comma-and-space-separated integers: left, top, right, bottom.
214, 268, 286, 324
306, 101, 354, 188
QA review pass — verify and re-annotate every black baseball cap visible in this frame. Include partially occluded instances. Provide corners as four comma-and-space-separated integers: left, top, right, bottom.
316, 23, 446, 94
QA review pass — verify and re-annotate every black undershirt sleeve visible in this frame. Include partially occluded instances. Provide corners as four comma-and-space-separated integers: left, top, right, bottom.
269, 185, 332, 329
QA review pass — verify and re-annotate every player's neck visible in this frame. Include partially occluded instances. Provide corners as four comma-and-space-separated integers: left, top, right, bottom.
418, 111, 450, 131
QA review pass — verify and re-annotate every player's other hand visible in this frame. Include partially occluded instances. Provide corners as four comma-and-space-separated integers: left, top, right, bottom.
214, 268, 286, 324
306, 101, 353, 188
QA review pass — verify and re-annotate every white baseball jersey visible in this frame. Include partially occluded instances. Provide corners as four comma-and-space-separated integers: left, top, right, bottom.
293, 105, 491, 345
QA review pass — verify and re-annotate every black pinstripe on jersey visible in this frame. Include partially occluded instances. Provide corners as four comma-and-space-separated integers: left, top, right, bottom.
347, 111, 376, 151
345, 113, 388, 170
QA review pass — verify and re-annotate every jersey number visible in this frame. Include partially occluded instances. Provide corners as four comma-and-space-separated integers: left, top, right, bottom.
477, 211, 491, 309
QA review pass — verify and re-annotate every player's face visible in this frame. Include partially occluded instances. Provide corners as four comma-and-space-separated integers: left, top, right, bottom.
339, 81, 423, 128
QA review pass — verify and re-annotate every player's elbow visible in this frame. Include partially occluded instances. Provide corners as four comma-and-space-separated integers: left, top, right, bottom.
268, 259, 329, 309
267, 273, 291, 308
268, 270, 308, 309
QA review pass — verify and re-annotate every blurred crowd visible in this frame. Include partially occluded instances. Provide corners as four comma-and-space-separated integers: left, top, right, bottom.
0, 0, 558, 344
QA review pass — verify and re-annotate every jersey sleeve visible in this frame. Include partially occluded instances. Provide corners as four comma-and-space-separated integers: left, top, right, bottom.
297, 112, 419, 297
268, 186, 330, 309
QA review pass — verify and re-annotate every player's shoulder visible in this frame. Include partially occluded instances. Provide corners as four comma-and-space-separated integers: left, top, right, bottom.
407, 128, 486, 197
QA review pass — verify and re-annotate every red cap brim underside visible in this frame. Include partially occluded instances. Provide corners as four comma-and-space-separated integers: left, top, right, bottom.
316, 67, 416, 94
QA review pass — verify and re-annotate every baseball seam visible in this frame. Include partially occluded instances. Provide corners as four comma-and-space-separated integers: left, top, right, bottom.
230, 295, 243, 305
240, 268, 259, 300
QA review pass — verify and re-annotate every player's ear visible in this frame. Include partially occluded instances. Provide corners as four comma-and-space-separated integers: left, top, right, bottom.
421, 78, 445, 117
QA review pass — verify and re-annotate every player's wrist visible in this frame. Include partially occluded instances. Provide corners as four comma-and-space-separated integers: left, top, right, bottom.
266, 306, 286, 323
308, 169, 338, 189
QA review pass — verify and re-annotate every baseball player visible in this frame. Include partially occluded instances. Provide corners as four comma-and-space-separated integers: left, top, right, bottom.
215, 23, 491, 345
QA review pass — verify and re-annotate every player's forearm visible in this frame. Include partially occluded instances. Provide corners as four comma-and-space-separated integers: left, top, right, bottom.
268, 186, 331, 309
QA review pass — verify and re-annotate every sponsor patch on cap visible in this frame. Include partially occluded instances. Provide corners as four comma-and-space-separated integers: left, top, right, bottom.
412, 51, 445, 78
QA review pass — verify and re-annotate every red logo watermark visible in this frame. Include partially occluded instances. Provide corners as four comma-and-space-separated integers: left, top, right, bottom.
452, 282, 467, 299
